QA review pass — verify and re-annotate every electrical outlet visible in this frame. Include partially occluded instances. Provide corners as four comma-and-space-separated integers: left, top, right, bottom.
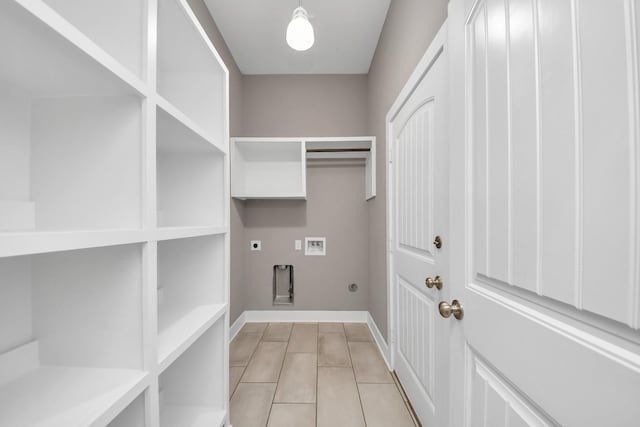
250, 240, 262, 251
295, 240, 302, 250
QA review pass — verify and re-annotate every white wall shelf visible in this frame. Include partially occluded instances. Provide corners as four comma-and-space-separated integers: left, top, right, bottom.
231, 138, 307, 199
109, 394, 147, 427
158, 304, 226, 372
3, 0, 146, 97
157, 0, 227, 145
41, 0, 146, 79
155, 226, 229, 242
156, 97, 225, 153
231, 136, 376, 200
159, 322, 226, 427
0, 357, 149, 427
0, 229, 148, 258
157, 109, 226, 228
0, 0, 230, 425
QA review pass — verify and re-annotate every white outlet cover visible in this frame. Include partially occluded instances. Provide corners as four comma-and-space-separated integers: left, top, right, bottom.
250, 240, 262, 251
295, 240, 302, 250
305, 237, 326, 256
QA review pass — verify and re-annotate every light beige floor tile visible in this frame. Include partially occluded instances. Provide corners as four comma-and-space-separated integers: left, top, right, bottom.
230, 333, 262, 366
230, 383, 276, 427
348, 342, 393, 383
287, 323, 318, 353
274, 353, 317, 403
344, 323, 373, 342
263, 323, 293, 341
241, 322, 268, 334
229, 366, 245, 398
317, 367, 366, 427
358, 383, 416, 427
241, 341, 287, 383
318, 332, 351, 367
267, 404, 316, 427
318, 323, 345, 334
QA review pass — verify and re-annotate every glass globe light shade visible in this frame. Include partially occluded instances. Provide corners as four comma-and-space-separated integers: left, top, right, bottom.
286, 7, 314, 51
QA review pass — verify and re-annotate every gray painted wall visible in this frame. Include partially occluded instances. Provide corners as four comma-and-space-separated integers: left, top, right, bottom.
240, 74, 370, 314
187, 0, 246, 322
242, 163, 369, 311
366, 0, 448, 340
242, 75, 368, 137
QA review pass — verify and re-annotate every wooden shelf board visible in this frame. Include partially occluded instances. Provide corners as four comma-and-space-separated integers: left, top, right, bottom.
158, 304, 227, 372
156, 95, 225, 154
0, 229, 148, 258
161, 405, 226, 427
4, 0, 147, 98
231, 194, 307, 200
155, 226, 228, 242
0, 365, 148, 427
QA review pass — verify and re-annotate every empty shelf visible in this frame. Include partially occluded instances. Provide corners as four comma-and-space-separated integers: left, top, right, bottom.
0, 365, 148, 427
161, 405, 226, 427
158, 304, 227, 372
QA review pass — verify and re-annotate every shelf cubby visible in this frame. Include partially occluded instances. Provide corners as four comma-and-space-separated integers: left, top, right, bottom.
108, 392, 146, 427
157, 235, 226, 370
231, 138, 307, 199
0, 0, 229, 424
159, 320, 226, 427
40, 0, 146, 78
157, 108, 226, 228
156, 0, 226, 145
0, 244, 147, 426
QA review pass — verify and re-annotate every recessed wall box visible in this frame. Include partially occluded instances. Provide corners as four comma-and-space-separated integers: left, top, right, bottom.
305, 237, 326, 256
273, 265, 294, 305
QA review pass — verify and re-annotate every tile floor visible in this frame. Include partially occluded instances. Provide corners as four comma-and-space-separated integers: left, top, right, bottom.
229, 322, 418, 427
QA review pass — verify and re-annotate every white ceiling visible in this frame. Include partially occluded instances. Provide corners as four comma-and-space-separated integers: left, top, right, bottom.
203, 0, 391, 75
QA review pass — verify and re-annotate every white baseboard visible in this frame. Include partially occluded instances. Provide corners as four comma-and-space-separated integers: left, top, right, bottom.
367, 312, 391, 370
229, 311, 247, 341
229, 310, 391, 371
242, 310, 369, 323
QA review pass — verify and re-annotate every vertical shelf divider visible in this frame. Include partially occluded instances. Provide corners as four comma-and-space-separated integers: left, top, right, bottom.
0, 0, 229, 426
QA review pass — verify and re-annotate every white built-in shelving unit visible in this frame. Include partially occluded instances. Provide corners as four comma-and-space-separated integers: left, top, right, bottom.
0, 0, 230, 426
231, 137, 376, 200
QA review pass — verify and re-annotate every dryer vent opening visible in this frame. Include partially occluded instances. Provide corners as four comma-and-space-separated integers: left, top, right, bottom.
273, 265, 293, 305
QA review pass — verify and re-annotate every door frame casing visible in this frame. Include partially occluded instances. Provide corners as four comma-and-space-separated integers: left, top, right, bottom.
385, 18, 449, 401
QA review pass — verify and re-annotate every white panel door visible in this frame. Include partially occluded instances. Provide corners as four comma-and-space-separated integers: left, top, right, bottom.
448, 0, 640, 425
387, 25, 449, 426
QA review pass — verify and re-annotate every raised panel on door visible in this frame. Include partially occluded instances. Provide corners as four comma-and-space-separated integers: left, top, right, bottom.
466, 348, 555, 427
469, 0, 640, 327
463, 0, 640, 424
396, 276, 435, 410
395, 100, 435, 260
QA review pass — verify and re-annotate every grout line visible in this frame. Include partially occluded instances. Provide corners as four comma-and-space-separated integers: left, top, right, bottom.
316, 324, 319, 425
346, 328, 369, 427
266, 322, 290, 426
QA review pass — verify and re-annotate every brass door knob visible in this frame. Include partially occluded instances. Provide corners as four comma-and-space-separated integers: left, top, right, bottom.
425, 276, 443, 290
433, 235, 442, 249
439, 300, 464, 320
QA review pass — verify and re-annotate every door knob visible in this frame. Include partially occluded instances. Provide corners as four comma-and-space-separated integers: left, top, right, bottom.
425, 276, 443, 290
433, 235, 442, 249
439, 300, 464, 320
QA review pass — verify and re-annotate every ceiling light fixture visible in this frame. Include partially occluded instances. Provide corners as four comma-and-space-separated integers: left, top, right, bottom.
286, 6, 314, 51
